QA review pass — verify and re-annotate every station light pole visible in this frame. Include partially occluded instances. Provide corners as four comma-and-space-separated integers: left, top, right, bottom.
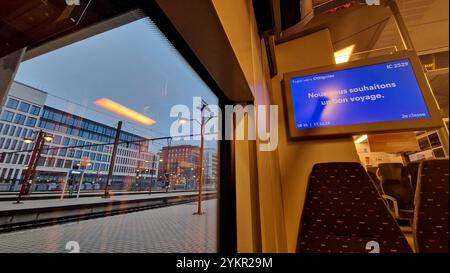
164, 137, 172, 193
145, 159, 153, 195
15, 130, 53, 204
103, 121, 122, 198
178, 100, 213, 215
76, 161, 90, 199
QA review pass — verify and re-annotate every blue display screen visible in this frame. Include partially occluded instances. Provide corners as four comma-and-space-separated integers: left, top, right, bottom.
290, 59, 430, 130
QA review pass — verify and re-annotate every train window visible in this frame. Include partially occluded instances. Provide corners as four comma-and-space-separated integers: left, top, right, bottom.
428, 132, 441, 148
433, 148, 446, 158
418, 136, 431, 151
0, 12, 219, 253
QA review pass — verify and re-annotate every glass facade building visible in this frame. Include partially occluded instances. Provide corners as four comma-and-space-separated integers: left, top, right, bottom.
0, 82, 159, 192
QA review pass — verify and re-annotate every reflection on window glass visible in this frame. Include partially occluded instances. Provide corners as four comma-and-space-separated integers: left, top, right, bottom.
0, 14, 218, 253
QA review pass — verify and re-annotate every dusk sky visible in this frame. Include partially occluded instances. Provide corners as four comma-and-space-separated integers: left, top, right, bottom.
14, 17, 218, 151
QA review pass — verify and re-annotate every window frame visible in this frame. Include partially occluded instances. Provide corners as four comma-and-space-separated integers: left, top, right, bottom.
6, 98, 19, 109
30, 105, 41, 116
25, 117, 37, 127
18, 101, 31, 113
1, 110, 14, 122
0, 2, 240, 253
13, 114, 26, 125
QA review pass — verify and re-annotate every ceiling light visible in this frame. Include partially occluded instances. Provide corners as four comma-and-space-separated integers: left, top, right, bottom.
334, 44, 355, 64
354, 135, 368, 144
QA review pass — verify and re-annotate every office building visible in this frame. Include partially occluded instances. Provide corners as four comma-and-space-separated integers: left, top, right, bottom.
158, 144, 200, 189
0, 81, 159, 191
203, 147, 218, 185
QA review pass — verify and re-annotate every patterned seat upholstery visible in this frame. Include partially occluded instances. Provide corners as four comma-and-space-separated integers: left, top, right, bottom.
407, 161, 421, 191
413, 159, 449, 253
297, 162, 412, 253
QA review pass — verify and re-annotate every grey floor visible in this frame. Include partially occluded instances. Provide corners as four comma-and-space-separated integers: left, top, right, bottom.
0, 199, 217, 253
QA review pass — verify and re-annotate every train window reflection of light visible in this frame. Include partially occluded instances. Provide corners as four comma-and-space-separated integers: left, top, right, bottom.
95, 98, 156, 125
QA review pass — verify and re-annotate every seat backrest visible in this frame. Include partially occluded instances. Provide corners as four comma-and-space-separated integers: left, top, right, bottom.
377, 163, 404, 181
407, 161, 421, 190
413, 159, 449, 253
297, 162, 412, 253
366, 167, 378, 176
381, 167, 415, 211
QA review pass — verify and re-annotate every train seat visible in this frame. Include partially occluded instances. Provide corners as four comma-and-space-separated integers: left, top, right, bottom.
297, 162, 412, 253
407, 161, 421, 191
377, 163, 415, 220
413, 159, 449, 253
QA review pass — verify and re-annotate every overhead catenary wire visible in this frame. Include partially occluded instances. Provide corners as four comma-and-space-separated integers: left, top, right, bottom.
0, 132, 208, 158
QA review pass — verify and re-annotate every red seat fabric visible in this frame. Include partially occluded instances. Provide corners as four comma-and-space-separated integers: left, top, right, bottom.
297, 162, 412, 253
413, 159, 449, 253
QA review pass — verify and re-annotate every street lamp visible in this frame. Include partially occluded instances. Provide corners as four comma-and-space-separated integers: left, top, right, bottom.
15, 130, 53, 204
103, 121, 122, 198
178, 117, 190, 125
144, 159, 150, 192
177, 100, 213, 215
43, 134, 54, 142
74, 162, 91, 199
